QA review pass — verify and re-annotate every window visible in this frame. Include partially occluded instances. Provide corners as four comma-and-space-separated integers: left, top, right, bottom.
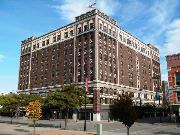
37, 43, 39, 48
64, 32, 68, 38
42, 41, 45, 46
135, 44, 137, 49
144, 85, 147, 90
103, 26, 107, 32
22, 49, 25, 54
78, 27, 82, 34
33, 45, 36, 50
78, 75, 81, 82
123, 37, 126, 43
144, 94, 147, 99
99, 32, 102, 39
90, 23, 94, 29
90, 34, 93, 43
119, 34, 122, 41
99, 23, 102, 29
127, 39, 131, 45
84, 25, 88, 31
46, 39, 49, 45
57, 35, 61, 41
53, 36, 56, 42
112, 31, 115, 37
176, 72, 180, 86
129, 73, 133, 79
109, 29, 112, 34
141, 47, 145, 53
70, 30, 73, 36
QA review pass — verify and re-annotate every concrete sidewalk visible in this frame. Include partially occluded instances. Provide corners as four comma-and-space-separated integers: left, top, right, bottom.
0, 123, 172, 135
0, 123, 171, 135
0, 123, 93, 135
30, 130, 93, 135
0, 116, 177, 135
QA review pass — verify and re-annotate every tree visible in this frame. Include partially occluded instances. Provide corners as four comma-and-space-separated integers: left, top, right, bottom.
26, 100, 42, 135
0, 93, 42, 121
28, 94, 42, 102
15, 93, 42, 117
111, 92, 138, 135
44, 84, 86, 129
0, 93, 18, 124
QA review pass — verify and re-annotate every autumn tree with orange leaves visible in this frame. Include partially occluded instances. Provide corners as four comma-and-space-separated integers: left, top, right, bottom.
26, 100, 42, 135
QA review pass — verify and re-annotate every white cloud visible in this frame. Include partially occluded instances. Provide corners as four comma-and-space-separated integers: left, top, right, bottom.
52, 0, 179, 82
160, 19, 180, 56
150, 0, 177, 26
159, 19, 180, 81
141, 0, 179, 44
96, 0, 121, 16
0, 54, 5, 62
135, 1, 179, 82
119, 0, 147, 23
53, 0, 88, 22
53, 0, 121, 22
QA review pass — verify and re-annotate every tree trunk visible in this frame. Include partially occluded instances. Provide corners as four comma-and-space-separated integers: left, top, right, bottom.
10, 112, 13, 124
65, 112, 67, 129
33, 120, 36, 135
59, 110, 61, 129
10, 116, 13, 124
127, 127, 130, 135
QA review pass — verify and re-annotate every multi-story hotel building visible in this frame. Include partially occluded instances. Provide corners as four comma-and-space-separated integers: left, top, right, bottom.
18, 9, 161, 121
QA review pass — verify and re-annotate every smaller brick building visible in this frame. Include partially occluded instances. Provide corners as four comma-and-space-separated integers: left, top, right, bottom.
166, 53, 180, 105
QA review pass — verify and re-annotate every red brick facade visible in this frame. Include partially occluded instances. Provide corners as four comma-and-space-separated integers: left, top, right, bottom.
166, 53, 180, 88
18, 10, 161, 117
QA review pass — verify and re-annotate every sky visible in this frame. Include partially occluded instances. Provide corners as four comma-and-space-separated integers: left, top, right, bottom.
0, 0, 180, 94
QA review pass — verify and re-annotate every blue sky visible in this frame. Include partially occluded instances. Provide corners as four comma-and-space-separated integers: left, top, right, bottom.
0, 0, 180, 93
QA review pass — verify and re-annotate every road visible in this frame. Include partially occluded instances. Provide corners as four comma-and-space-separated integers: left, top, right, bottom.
0, 116, 180, 135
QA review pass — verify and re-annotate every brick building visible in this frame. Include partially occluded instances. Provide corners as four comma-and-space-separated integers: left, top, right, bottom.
166, 53, 180, 106
18, 9, 161, 121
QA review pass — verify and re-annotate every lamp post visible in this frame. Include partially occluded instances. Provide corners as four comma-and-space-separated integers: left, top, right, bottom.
84, 91, 87, 131
139, 89, 143, 107
84, 77, 88, 131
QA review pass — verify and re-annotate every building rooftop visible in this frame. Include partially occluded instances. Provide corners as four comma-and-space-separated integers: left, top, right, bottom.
20, 9, 160, 54
166, 53, 180, 58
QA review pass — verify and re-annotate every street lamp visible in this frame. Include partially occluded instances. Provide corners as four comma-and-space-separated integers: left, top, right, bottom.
84, 77, 88, 131
139, 89, 143, 107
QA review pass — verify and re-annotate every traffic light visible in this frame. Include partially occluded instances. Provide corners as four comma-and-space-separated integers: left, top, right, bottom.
179, 107, 180, 116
